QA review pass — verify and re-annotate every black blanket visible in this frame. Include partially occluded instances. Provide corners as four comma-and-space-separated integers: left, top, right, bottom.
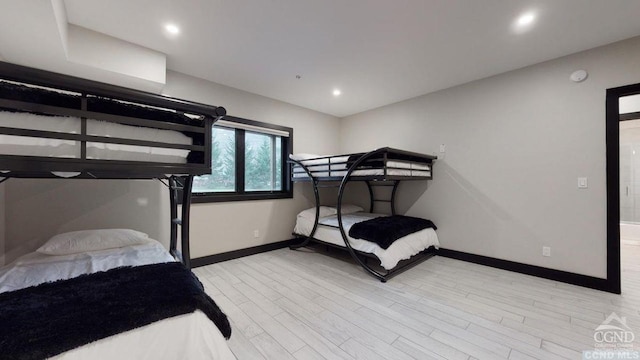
349, 215, 437, 249
0, 262, 231, 360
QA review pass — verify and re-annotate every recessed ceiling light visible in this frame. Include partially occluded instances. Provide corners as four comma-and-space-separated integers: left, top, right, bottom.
333, 89, 341, 97
513, 11, 536, 32
165, 24, 180, 35
517, 13, 535, 27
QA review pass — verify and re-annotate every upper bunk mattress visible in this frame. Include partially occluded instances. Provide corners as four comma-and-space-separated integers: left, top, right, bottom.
0, 75, 217, 174
290, 153, 432, 179
0, 111, 192, 164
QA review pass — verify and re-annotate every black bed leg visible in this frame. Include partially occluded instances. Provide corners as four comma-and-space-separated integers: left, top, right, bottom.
168, 175, 193, 268
169, 177, 179, 259
290, 236, 311, 250
181, 175, 193, 269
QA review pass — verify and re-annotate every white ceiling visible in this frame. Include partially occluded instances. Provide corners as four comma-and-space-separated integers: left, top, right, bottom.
5, 1, 640, 117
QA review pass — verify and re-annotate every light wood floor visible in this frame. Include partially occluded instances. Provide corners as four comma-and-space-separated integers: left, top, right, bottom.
194, 244, 640, 360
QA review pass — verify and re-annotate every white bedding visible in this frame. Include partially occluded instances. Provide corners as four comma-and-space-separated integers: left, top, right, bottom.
290, 153, 431, 178
0, 239, 173, 293
0, 240, 236, 360
53, 311, 233, 360
293, 168, 432, 178
294, 211, 439, 270
0, 111, 192, 163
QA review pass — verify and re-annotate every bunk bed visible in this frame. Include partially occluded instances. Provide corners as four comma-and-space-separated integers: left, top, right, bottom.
289, 147, 439, 282
0, 62, 234, 359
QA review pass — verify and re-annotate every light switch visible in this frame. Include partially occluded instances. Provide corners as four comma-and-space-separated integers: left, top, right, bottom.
578, 177, 588, 189
439, 144, 446, 153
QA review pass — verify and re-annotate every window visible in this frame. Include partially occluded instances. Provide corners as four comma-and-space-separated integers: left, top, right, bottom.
192, 115, 292, 202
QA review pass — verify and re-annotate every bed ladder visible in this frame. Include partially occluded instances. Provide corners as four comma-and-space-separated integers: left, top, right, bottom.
168, 175, 193, 268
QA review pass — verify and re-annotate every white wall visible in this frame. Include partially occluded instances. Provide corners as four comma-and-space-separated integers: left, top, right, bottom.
67, 24, 166, 85
4, 179, 168, 264
163, 71, 340, 258
340, 36, 640, 279
2, 71, 340, 263
0, 1, 166, 94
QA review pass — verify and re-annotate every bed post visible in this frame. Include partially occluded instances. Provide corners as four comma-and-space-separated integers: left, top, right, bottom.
181, 175, 194, 269
168, 175, 192, 268
169, 176, 179, 259
337, 148, 389, 282
288, 158, 319, 249
390, 180, 399, 215
365, 181, 374, 213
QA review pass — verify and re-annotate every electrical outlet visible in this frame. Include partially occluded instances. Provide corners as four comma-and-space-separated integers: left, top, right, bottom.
253, 230, 259, 238
542, 246, 551, 257
437, 144, 446, 160
578, 177, 588, 189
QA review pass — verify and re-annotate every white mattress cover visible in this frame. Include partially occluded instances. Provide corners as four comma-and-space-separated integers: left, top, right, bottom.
0, 240, 235, 360
290, 154, 430, 170
293, 212, 439, 270
299, 159, 430, 171
291, 154, 431, 178
0, 111, 191, 163
293, 169, 431, 178
290, 155, 350, 167
0, 239, 174, 293
53, 311, 235, 360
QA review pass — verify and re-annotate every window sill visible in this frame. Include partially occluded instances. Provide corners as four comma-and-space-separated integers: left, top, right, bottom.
191, 191, 293, 203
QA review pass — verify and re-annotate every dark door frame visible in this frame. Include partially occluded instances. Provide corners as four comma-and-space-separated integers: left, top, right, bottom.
606, 83, 640, 294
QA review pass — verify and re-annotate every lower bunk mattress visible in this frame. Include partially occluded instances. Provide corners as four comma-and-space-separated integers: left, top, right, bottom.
0, 234, 235, 360
294, 210, 439, 270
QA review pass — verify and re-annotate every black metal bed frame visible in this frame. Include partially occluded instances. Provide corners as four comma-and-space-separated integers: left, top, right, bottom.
289, 147, 437, 282
0, 62, 226, 267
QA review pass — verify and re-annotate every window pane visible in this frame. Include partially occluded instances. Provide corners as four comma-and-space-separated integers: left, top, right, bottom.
193, 127, 236, 193
245, 132, 275, 191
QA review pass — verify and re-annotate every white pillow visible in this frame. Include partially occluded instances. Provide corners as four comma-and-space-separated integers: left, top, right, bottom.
289, 153, 321, 161
37, 229, 151, 255
298, 206, 337, 220
334, 204, 364, 215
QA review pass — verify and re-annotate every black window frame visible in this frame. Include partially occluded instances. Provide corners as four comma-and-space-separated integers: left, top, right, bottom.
192, 115, 293, 203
